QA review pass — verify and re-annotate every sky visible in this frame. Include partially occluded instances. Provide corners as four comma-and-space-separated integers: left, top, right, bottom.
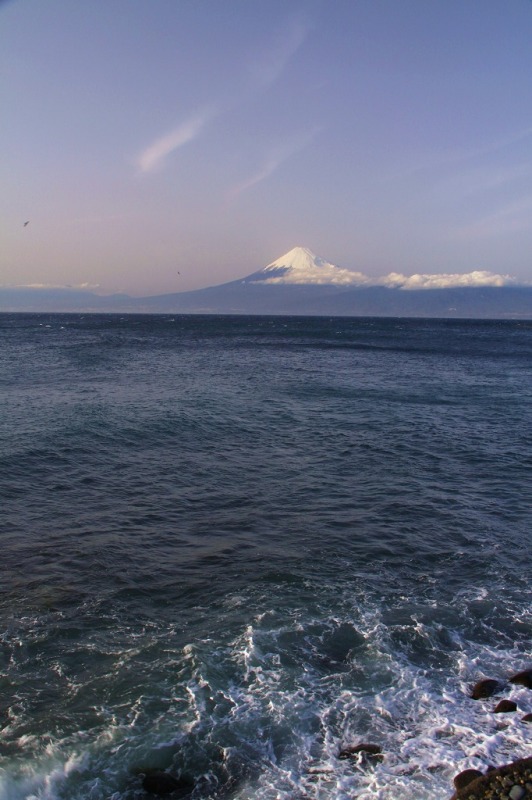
2, 0, 532, 296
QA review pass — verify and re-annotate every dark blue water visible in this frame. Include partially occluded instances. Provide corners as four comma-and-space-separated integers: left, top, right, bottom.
0, 314, 531, 799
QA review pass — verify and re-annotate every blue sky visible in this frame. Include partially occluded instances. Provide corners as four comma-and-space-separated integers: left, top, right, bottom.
2, 0, 532, 295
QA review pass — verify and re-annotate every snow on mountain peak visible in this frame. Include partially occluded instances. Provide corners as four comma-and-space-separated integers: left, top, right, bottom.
265, 246, 328, 271
258, 246, 369, 286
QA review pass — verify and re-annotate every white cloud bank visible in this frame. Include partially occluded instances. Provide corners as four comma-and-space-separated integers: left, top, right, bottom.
262, 268, 515, 289
381, 271, 514, 289
253, 248, 517, 289
262, 264, 368, 286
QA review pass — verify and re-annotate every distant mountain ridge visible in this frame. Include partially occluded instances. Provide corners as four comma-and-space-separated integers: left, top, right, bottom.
1, 247, 531, 318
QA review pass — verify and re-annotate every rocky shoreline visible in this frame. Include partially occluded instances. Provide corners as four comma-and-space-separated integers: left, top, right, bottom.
446, 668, 532, 800
138, 668, 532, 799
450, 757, 532, 800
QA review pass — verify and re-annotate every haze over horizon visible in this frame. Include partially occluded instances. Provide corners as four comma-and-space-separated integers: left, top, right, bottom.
2, 0, 532, 296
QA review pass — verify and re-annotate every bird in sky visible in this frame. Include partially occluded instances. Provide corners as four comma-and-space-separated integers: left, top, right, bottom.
23, 221, 29, 226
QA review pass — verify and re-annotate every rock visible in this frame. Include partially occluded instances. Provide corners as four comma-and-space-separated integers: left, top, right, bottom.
450, 757, 532, 799
493, 699, 517, 713
509, 669, 532, 689
338, 743, 383, 762
521, 712, 532, 723
453, 769, 484, 790
142, 771, 193, 797
470, 678, 500, 700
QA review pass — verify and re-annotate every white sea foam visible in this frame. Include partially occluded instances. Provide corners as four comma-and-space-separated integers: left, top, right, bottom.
166, 601, 531, 799
0, 601, 530, 800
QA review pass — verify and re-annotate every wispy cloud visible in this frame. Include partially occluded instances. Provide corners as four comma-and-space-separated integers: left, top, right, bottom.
136, 106, 215, 173
456, 124, 532, 165
229, 128, 320, 199
134, 16, 311, 178
3, 282, 101, 290
248, 17, 310, 90
454, 194, 532, 240
385, 125, 532, 185
230, 153, 288, 197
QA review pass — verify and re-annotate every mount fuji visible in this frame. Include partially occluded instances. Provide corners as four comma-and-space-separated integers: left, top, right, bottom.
135, 247, 531, 317
242, 246, 368, 286
136, 246, 371, 315
1, 246, 531, 317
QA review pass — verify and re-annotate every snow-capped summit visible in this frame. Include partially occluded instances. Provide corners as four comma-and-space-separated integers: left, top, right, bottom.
264, 246, 332, 272
248, 246, 368, 286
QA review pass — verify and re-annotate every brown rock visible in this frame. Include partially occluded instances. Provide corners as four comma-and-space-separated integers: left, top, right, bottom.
509, 669, 532, 689
470, 678, 500, 700
453, 769, 483, 790
521, 712, 532, 723
493, 699, 517, 713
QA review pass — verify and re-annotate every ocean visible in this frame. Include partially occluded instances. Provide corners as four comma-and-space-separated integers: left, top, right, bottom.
0, 313, 530, 800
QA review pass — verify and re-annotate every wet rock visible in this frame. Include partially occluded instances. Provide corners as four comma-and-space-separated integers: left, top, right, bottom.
509, 669, 532, 689
142, 771, 193, 797
521, 712, 532, 723
338, 743, 383, 762
470, 678, 500, 700
493, 699, 517, 713
453, 769, 484, 791
450, 757, 532, 799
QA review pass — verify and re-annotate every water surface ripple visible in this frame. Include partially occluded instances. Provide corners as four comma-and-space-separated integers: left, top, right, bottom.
0, 314, 530, 799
